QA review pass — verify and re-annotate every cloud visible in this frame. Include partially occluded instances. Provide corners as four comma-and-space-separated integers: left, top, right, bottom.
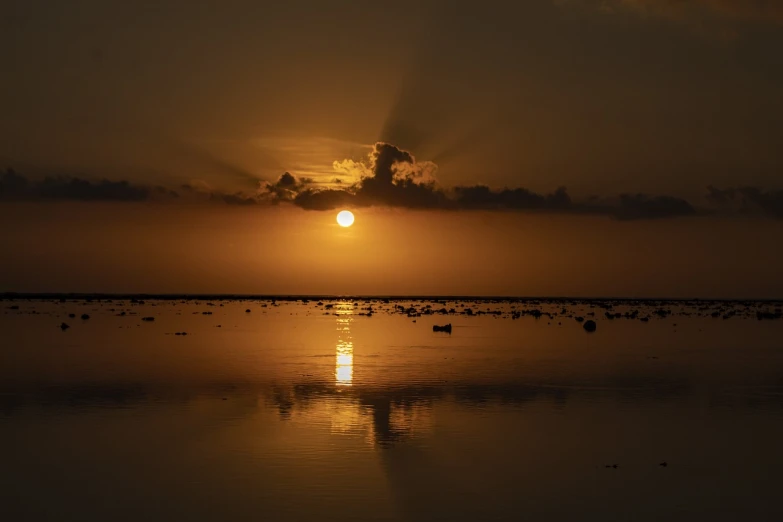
603, 193, 697, 220
0, 168, 176, 202
707, 186, 783, 218
261, 172, 312, 203
272, 143, 701, 219
4, 148, 783, 221
287, 142, 448, 210
332, 159, 370, 180
293, 188, 358, 211
355, 143, 445, 208
452, 185, 572, 211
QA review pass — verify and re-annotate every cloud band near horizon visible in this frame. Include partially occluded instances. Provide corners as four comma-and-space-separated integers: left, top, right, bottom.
1, 142, 782, 221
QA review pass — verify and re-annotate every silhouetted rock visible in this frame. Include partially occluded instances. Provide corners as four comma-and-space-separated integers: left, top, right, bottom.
245, 309, 251, 313
80, 313, 90, 320
659, 461, 668, 467
60, 322, 70, 330
433, 324, 452, 333
757, 310, 782, 320
68, 313, 76, 318
575, 316, 584, 323
583, 320, 597, 332
141, 317, 154, 322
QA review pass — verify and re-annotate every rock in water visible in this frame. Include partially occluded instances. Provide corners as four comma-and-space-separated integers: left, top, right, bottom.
60, 322, 70, 331
583, 320, 597, 333
80, 313, 90, 320
433, 324, 452, 333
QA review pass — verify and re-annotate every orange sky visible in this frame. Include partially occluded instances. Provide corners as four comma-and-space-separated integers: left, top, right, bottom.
1, 1, 782, 296
1, 203, 781, 298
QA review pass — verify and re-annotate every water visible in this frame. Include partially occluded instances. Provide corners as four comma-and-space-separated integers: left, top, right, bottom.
2, 298, 783, 521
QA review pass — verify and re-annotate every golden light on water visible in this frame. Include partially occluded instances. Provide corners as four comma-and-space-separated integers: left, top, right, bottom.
336, 210, 355, 227
335, 305, 354, 385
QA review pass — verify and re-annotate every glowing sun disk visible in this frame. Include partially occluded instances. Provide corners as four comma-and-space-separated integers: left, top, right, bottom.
336, 210, 355, 227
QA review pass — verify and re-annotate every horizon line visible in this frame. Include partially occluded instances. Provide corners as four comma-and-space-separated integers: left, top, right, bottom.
2, 292, 782, 303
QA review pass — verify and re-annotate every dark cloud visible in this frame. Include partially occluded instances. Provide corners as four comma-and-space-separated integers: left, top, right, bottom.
275, 143, 701, 219
179, 182, 261, 206
707, 186, 783, 218
351, 142, 446, 208
262, 172, 312, 203
277, 172, 297, 187
607, 194, 697, 220
0, 168, 175, 202
452, 185, 572, 211
294, 188, 357, 211
177, 171, 313, 207
4, 149, 783, 221
209, 193, 259, 206
284, 142, 447, 210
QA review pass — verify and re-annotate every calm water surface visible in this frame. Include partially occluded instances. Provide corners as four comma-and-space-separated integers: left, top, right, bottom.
2, 299, 783, 521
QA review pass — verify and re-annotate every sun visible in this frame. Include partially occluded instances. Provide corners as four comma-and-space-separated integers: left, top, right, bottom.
336, 210, 355, 227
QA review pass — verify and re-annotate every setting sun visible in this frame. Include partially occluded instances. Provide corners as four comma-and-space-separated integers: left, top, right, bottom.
336, 210, 354, 227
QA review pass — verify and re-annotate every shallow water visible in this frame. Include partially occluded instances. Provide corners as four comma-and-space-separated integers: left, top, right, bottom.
2, 298, 783, 521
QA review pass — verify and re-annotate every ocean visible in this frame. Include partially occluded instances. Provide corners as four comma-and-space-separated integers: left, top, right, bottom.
2, 297, 783, 521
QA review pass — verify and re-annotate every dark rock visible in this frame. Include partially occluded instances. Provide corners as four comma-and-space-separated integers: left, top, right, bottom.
245, 309, 251, 313
583, 320, 597, 332
433, 324, 452, 333
80, 314, 90, 320
141, 317, 154, 321
60, 322, 70, 331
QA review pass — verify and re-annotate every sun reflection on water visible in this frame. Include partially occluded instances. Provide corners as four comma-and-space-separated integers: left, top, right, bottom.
335, 303, 354, 386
